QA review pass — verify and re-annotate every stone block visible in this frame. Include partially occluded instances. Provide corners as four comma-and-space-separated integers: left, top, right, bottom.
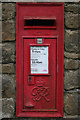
64, 70, 79, 90
0, 44, 2, 63
65, 30, 79, 53
2, 63, 16, 74
2, 42, 16, 63
0, 75, 2, 99
2, 3, 16, 21
2, 98, 15, 118
0, 3, 2, 21
2, 74, 16, 98
64, 52, 80, 59
65, 13, 79, 29
0, 104, 1, 118
0, 21, 2, 43
64, 59, 79, 70
65, 4, 80, 14
0, 64, 2, 75
64, 114, 79, 119
78, 91, 80, 115
64, 92, 78, 115
2, 20, 15, 41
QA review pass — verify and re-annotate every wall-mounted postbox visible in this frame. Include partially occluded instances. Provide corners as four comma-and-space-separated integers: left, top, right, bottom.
16, 3, 64, 117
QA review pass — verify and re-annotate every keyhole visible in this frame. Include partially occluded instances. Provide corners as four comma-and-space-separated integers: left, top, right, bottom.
29, 76, 31, 82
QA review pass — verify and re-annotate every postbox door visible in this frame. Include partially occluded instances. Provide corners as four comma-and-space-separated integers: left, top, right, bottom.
23, 37, 57, 110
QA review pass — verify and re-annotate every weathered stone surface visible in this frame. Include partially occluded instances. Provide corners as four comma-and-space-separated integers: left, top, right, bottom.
2, 3, 16, 21
0, 75, 2, 99
64, 70, 79, 90
79, 15, 80, 29
2, 63, 16, 74
64, 92, 78, 115
0, 4, 2, 42
64, 114, 79, 119
0, 44, 2, 63
0, 64, 2, 74
78, 92, 80, 115
64, 59, 79, 69
65, 13, 79, 29
0, 3, 2, 21
0, 21, 2, 43
2, 42, 16, 63
1, 0, 80, 2
65, 4, 80, 14
2, 20, 15, 41
2, 98, 15, 118
65, 30, 79, 53
0, 99, 2, 119
64, 52, 80, 59
2, 74, 16, 98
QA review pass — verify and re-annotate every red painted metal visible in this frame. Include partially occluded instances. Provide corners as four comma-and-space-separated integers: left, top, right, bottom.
16, 3, 64, 117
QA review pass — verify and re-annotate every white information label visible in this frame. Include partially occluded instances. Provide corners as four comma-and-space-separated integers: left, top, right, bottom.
30, 46, 48, 74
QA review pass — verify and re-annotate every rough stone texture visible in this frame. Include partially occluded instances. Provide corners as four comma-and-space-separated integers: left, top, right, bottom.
78, 91, 80, 115
78, 14, 80, 29
65, 30, 79, 53
0, 0, 80, 2
2, 98, 15, 118
0, 75, 2, 99
64, 92, 78, 115
0, 99, 2, 119
64, 115, 79, 119
79, 60, 80, 68
0, 21, 2, 43
65, 13, 79, 29
2, 20, 15, 41
2, 3, 16, 21
64, 70, 79, 90
64, 59, 79, 69
64, 52, 80, 59
0, 4, 1, 15
0, 44, 2, 63
0, 64, 2, 74
2, 63, 16, 74
2, 42, 16, 63
2, 74, 16, 98
64, 4, 80, 14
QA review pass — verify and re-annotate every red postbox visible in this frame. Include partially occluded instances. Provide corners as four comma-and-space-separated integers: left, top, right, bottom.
16, 3, 64, 117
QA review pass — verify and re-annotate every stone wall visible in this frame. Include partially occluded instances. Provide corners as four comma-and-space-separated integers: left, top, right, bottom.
1, 2, 80, 119
2, 3, 16, 118
64, 2, 80, 118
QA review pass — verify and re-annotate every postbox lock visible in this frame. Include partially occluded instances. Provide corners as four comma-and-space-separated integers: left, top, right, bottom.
29, 76, 31, 82
28, 76, 35, 85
